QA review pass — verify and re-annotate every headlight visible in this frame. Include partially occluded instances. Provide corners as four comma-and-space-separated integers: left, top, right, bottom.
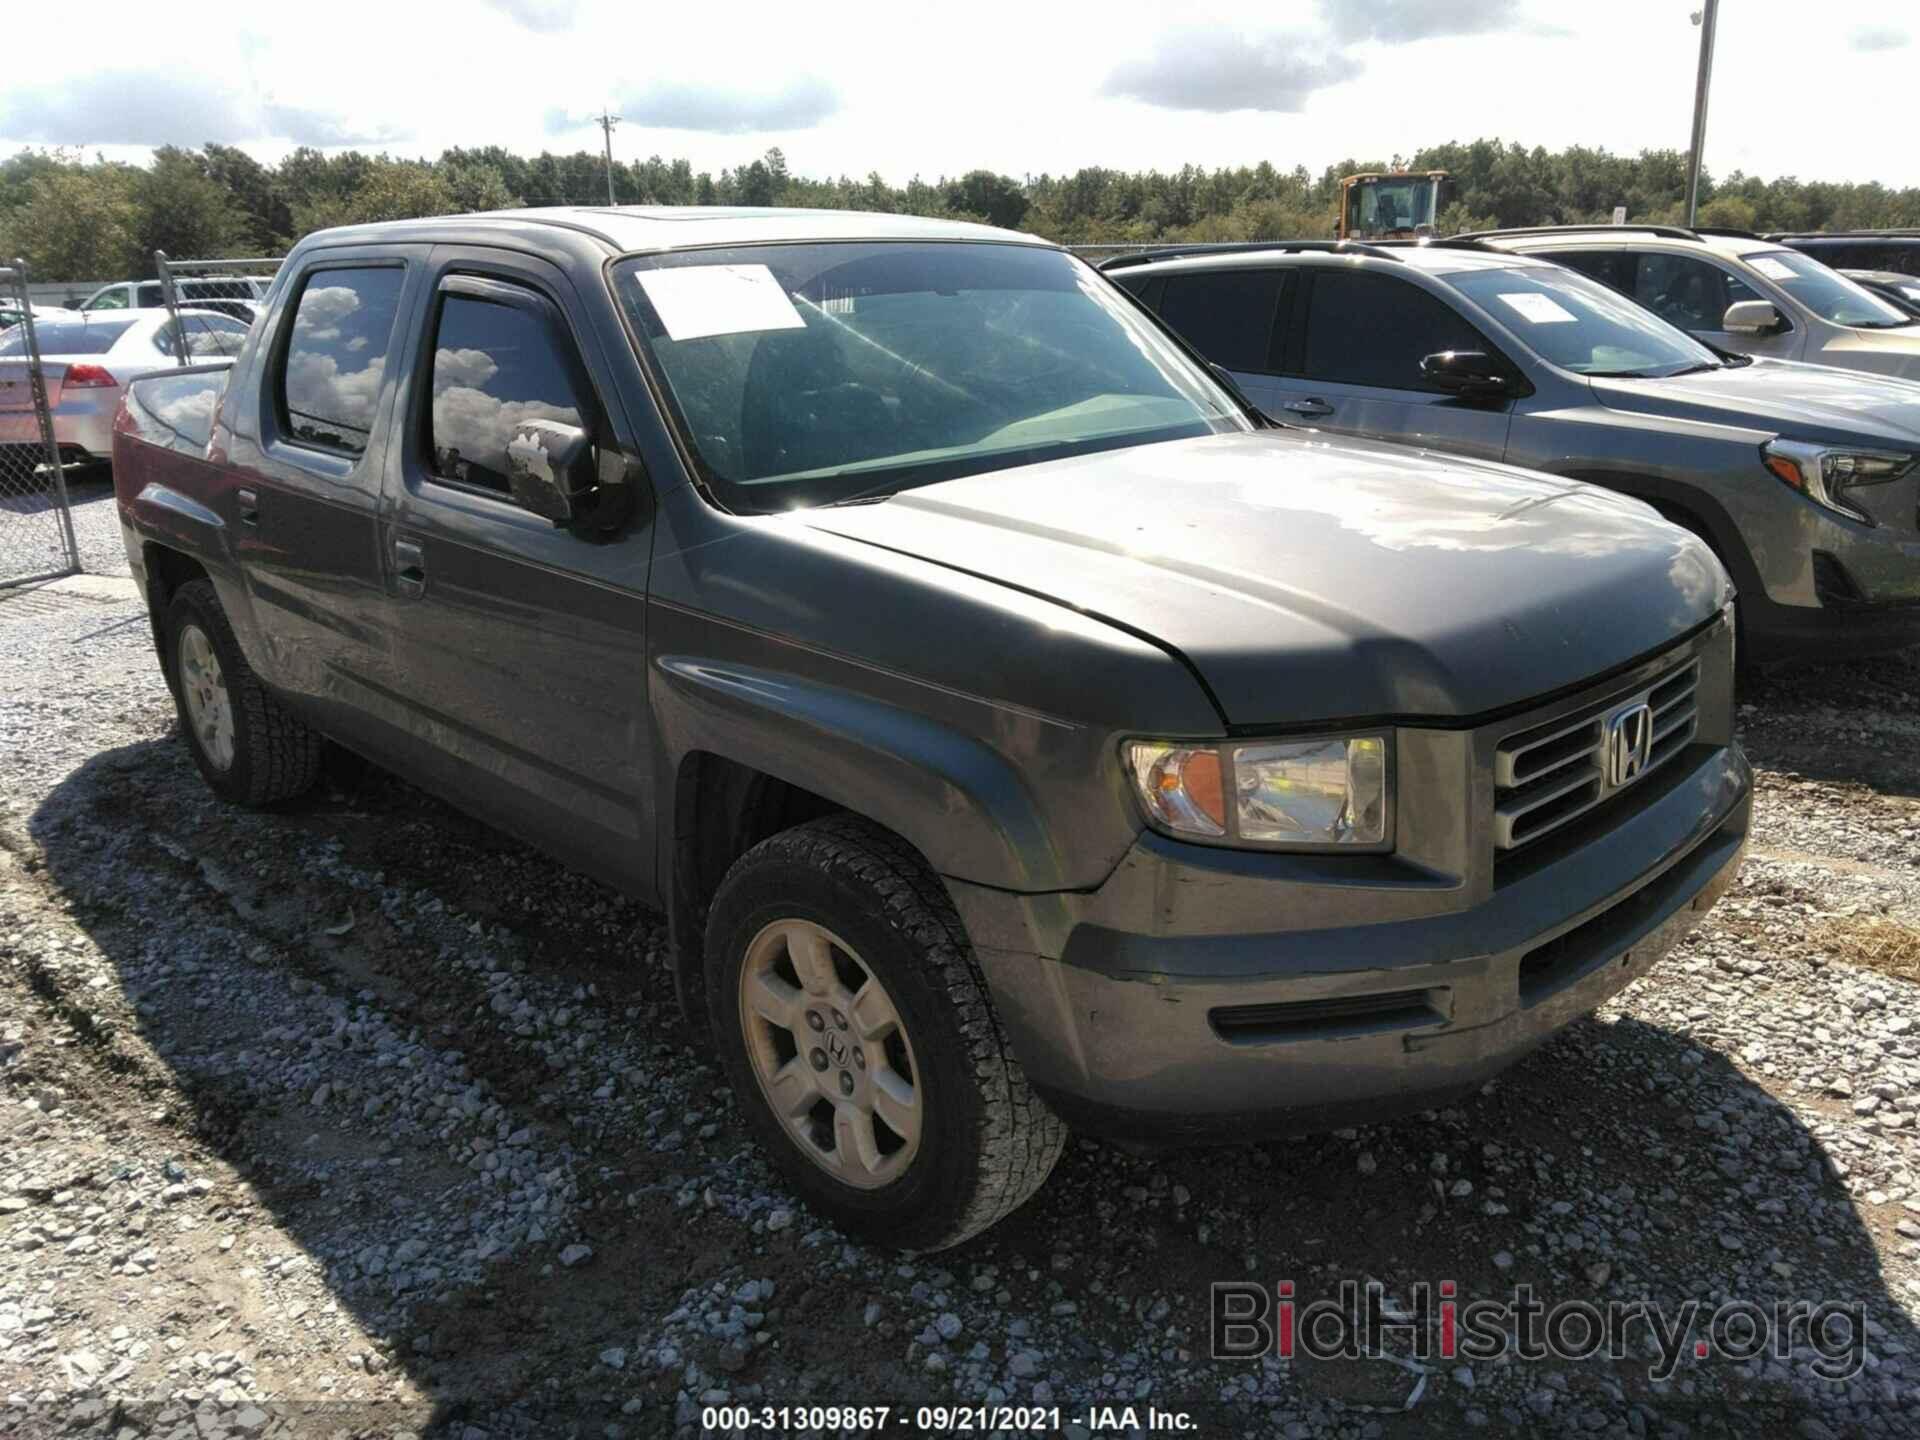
1125, 734, 1391, 850
1762, 440, 1914, 526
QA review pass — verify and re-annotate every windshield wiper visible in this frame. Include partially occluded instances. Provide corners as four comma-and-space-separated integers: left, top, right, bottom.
1586, 362, 1722, 379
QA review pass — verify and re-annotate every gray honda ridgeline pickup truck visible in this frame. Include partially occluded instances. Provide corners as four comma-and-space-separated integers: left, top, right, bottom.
112, 208, 1750, 1250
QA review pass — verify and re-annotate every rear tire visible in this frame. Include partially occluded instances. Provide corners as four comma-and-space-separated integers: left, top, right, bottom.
705, 815, 1066, 1251
164, 579, 322, 806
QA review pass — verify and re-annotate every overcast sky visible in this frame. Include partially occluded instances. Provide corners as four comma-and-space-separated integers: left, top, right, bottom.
2, 0, 1914, 193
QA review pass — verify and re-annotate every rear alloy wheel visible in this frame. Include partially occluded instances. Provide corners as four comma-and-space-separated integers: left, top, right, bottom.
176, 623, 236, 772
164, 579, 322, 806
706, 815, 1066, 1251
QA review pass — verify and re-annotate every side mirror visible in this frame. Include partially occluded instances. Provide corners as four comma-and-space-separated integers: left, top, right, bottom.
505, 419, 595, 524
1721, 300, 1780, 335
1421, 350, 1510, 398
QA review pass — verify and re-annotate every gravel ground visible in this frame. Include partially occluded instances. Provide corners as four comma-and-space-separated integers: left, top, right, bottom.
64, 480, 131, 578
4, 578, 1920, 1439
0, 473, 128, 586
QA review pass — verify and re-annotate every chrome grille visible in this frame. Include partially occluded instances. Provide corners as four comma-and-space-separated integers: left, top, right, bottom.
1494, 659, 1700, 852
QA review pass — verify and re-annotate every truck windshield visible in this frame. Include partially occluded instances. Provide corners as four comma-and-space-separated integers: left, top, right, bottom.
1346, 181, 1437, 235
1450, 265, 1727, 378
613, 242, 1246, 511
1743, 250, 1914, 329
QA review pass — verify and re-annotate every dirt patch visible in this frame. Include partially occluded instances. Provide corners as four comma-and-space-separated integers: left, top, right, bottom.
1815, 915, 1920, 982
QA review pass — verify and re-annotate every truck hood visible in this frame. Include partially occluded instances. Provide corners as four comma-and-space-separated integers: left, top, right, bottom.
802, 431, 1725, 728
1591, 357, 1920, 446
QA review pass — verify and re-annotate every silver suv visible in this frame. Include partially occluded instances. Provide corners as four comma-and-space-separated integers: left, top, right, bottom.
1109, 239, 1920, 662
1468, 225, 1920, 382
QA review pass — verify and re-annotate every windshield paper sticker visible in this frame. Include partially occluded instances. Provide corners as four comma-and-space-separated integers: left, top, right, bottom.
637, 264, 806, 342
1750, 257, 1797, 281
1497, 292, 1577, 324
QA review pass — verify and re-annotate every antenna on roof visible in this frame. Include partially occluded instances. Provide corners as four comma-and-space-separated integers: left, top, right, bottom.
595, 109, 621, 207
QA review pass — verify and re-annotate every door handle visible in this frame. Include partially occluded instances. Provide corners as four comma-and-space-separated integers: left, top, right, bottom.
236, 488, 258, 526
393, 538, 427, 598
1282, 398, 1335, 418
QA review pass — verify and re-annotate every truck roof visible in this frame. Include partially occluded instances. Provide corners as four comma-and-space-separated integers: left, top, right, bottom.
298, 206, 1049, 255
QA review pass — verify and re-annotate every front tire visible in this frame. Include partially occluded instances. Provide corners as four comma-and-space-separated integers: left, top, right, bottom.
705, 815, 1066, 1251
163, 579, 322, 806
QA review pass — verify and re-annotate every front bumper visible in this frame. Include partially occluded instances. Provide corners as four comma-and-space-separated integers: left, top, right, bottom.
1742, 593, 1920, 663
955, 741, 1750, 1145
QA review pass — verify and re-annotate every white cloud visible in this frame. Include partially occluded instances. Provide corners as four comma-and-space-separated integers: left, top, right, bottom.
482, 0, 581, 27
1322, 0, 1529, 44
1849, 25, 1910, 53
151, 385, 218, 440
590, 77, 841, 135
1102, 30, 1363, 114
284, 352, 385, 441
431, 346, 500, 393
0, 68, 394, 148
433, 387, 578, 471
293, 286, 363, 344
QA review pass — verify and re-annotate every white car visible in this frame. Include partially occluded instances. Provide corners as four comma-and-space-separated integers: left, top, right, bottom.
0, 301, 78, 332
0, 309, 250, 469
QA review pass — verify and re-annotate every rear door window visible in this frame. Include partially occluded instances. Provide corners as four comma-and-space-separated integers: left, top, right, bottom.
1155, 270, 1289, 373
275, 266, 407, 457
1299, 271, 1488, 391
426, 289, 587, 495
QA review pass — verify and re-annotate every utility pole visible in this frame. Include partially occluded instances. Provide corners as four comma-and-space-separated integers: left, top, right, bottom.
595, 110, 621, 206
1684, 0, 1719, 226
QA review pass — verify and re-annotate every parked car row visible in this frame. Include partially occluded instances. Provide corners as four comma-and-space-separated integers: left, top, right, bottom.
1108, 224, 1920, 665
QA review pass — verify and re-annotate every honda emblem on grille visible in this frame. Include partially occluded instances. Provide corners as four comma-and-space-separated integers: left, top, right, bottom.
1607, 702, 1655, 787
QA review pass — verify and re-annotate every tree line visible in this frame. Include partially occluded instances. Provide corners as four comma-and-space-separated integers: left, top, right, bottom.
3, 137, 1917, 284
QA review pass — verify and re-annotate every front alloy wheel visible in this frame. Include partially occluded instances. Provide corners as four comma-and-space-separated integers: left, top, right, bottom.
739, 918, 922, 1189
705, 815, 1066, 1251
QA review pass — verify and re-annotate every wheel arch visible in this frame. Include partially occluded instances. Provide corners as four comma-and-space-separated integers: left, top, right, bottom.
657, 662, 1067, 1034
142, 543, 212, 693
1557, 469, 1761, 598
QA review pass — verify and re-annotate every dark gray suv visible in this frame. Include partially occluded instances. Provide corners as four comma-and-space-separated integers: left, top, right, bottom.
1112, 239, 1920, 662
112, 208, 1748, 1249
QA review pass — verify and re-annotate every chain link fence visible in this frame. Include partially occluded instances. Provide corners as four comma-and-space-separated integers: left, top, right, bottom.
0, 258, 81, 589
154, 249, 283, 364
